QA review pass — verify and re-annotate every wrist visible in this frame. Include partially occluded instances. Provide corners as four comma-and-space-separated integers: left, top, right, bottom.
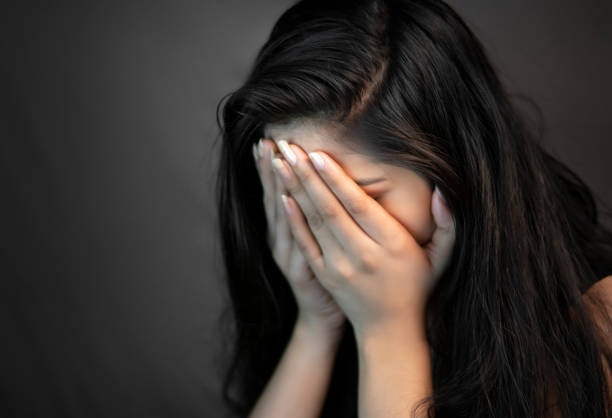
355, 319, 433, 418
295, 313, 345, 350
354, 315, 428, 353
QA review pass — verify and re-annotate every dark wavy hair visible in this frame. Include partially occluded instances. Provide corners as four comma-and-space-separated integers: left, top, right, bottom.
213, 0, 612, 416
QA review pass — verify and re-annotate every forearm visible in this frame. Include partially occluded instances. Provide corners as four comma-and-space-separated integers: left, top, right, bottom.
249, 316, 343, 418
356, 320, 433, 418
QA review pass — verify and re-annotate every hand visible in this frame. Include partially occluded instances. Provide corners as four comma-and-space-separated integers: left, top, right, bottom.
272, 140, 456, 340
253, 139, 346, 340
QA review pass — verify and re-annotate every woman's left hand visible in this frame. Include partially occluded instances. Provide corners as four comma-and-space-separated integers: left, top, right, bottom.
272, 140, 456, 340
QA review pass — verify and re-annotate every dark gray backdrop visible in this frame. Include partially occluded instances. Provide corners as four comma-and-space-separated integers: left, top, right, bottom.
1, 1, 611, 417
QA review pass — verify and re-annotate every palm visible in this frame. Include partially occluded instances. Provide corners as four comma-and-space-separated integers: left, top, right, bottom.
254, 138, 346, 335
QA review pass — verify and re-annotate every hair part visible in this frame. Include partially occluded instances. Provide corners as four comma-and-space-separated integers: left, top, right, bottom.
214, 0, 612, 416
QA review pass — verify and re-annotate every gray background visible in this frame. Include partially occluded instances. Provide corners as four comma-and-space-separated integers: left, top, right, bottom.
1, 0, 611, 417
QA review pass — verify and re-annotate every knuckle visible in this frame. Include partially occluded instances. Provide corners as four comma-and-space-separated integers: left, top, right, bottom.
357, 250, 377, 272
318, 201, 340, 220
284, 179, 300, 195
296, 164, 314, 183
331, 261, 354, 281
305, 211, 325, 231
344, 196, 367, 216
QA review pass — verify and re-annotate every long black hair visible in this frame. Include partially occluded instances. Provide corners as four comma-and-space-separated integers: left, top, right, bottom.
213, 0, 612, 416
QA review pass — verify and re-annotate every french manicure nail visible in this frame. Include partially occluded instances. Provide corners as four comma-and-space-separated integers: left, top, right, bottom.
277, 140, 297, 166
271, 157, 291, 182
435, 185, 448, 206
281, 194, 292, 214
257, 138, 264, 158
308, 152, 324, 170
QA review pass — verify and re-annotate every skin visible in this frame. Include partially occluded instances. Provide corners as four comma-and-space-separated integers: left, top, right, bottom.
250, 119, 612, 417
250, 117, 456, 418
264, 116, 454, 337
265, 118, 437, 247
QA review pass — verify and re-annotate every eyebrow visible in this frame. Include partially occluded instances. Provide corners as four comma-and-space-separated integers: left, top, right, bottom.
354, 177, 386, 186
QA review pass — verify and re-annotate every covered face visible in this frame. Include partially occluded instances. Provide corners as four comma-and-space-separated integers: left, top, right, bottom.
264, 118, 436, 246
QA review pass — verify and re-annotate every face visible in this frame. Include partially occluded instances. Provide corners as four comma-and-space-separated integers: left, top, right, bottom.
264, 118, 436, 246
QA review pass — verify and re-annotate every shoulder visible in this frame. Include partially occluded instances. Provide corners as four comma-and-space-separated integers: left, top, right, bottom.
583, 275, 612, 307
581, 275, 612, 334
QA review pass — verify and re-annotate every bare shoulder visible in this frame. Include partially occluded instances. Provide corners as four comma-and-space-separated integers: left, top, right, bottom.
582, 275, 612, 332
583, 275, 612, 307
592, 275, 612, 292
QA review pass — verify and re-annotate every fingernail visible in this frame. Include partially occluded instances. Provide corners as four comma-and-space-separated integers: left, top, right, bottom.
281, 194, 292, 214
257, 138, 265, 158
277, 140, 297, 166
433, 186, 451, 228
308, 152, 324, 170
252, 143, 259, 161
435, 185, 447, 206
271, 157, 291, 182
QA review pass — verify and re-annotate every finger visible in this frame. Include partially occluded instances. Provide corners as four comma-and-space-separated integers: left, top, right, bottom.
272, 156, 292, 266
299, 146, 409, 248
426, 186, 456, 280
271, 155, 347, 265
287, 242, 314, 287
276, 140, 379, 257
256, 139, 278, 238
280, 193, 326, 277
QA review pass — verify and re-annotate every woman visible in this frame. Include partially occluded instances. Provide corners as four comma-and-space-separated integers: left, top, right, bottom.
214, 0, 612, 416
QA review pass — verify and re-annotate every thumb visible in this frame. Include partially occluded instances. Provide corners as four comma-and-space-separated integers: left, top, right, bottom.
426, 185, 456, 281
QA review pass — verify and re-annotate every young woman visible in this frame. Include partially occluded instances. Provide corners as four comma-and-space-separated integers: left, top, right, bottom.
214, 0, 612, 416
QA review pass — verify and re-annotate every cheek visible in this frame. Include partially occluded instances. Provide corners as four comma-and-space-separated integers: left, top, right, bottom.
378, 187, 434, 245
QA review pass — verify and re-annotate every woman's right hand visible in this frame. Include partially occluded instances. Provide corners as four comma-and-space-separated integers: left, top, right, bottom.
253, 138, 346, 340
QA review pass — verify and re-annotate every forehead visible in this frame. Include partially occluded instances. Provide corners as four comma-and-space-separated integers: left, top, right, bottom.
263, 118, 381, 177
264, 118, 349, 153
